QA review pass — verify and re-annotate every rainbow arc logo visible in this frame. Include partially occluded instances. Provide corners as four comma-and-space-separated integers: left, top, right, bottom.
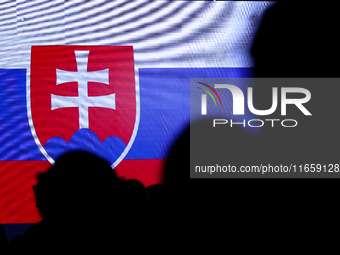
196, 82, 222, 115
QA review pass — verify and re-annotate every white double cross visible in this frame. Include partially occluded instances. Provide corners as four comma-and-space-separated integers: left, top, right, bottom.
51, 50, 116, 129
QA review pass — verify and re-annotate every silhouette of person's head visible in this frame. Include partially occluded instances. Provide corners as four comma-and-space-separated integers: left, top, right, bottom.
35, 150, 119, 222
25, 150, 122, 253
251, 2, 339, 78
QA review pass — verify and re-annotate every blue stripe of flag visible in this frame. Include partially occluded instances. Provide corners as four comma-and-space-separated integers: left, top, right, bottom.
0, 68, 252, 161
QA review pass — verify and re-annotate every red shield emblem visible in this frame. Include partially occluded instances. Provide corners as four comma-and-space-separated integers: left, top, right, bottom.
29, 46, 139, 167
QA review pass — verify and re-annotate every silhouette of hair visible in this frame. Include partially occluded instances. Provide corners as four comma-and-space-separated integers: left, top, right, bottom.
24, 150, 122, 253
35, 151, 118, 220
251, 1, 339, 78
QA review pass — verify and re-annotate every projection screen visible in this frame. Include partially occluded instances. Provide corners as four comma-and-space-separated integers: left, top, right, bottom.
0, 1, 273, 223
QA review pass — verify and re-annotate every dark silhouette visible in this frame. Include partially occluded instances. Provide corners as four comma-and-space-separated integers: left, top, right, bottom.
251, 2, 339, 78
118, 179, 150, 252
247, 1, 339, 245
187, 3, 340, 248
164, 127, 189, 194
251, 2, 340, 170
0, 225, 7, 253
155, 127, 189, 252
22, 151, 122, 253
146, 184, 166, 236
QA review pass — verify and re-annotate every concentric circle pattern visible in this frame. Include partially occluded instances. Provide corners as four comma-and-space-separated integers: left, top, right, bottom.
0, 0, 273, 69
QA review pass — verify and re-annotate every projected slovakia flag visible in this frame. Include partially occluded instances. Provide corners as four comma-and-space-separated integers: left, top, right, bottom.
0, 1, 273, 223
